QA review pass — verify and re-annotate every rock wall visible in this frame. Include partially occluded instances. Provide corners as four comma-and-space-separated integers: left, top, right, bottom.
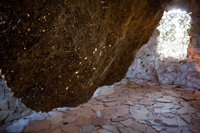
126, 0, 200, 89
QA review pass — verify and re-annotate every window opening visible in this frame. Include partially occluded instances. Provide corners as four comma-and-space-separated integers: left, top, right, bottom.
157, 9, 191, 61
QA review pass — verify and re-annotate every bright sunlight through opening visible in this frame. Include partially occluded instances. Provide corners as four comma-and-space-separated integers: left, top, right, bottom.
157, 9, 191, 61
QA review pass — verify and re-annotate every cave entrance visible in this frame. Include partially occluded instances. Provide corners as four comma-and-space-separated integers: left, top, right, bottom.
157, 9, 191, 61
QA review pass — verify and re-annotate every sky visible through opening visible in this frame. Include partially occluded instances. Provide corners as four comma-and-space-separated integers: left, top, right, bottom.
157, 9, 191, 60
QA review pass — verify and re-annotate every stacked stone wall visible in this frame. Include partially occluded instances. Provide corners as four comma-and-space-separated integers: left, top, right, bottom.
0, 73, 31, 125
126, 0, 200, 89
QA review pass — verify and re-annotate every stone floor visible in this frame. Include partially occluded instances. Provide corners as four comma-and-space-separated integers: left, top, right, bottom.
1, 78, 200, 133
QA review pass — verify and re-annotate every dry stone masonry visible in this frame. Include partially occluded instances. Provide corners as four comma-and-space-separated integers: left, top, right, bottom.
126, 0, 200, 89
0, 72, 31, 125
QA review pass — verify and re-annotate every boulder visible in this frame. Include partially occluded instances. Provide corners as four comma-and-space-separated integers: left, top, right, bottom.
0, 0, 170, 112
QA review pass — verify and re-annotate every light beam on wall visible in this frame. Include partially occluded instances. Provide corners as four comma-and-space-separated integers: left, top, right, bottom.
157, 9, 191, 61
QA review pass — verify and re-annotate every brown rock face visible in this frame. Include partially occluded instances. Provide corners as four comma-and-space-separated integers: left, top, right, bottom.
0, 0, 170, 112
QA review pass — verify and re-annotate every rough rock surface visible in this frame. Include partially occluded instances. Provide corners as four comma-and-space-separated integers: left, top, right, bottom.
0, 0, 169, 112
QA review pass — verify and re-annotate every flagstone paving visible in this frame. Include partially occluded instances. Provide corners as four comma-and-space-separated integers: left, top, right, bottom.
1, 78, 200, 133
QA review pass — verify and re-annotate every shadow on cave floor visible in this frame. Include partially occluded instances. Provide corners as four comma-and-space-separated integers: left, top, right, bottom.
1, 78, 200, 133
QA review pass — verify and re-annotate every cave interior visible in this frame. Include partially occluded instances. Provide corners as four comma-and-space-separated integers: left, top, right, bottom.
0, 0, 200, 132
